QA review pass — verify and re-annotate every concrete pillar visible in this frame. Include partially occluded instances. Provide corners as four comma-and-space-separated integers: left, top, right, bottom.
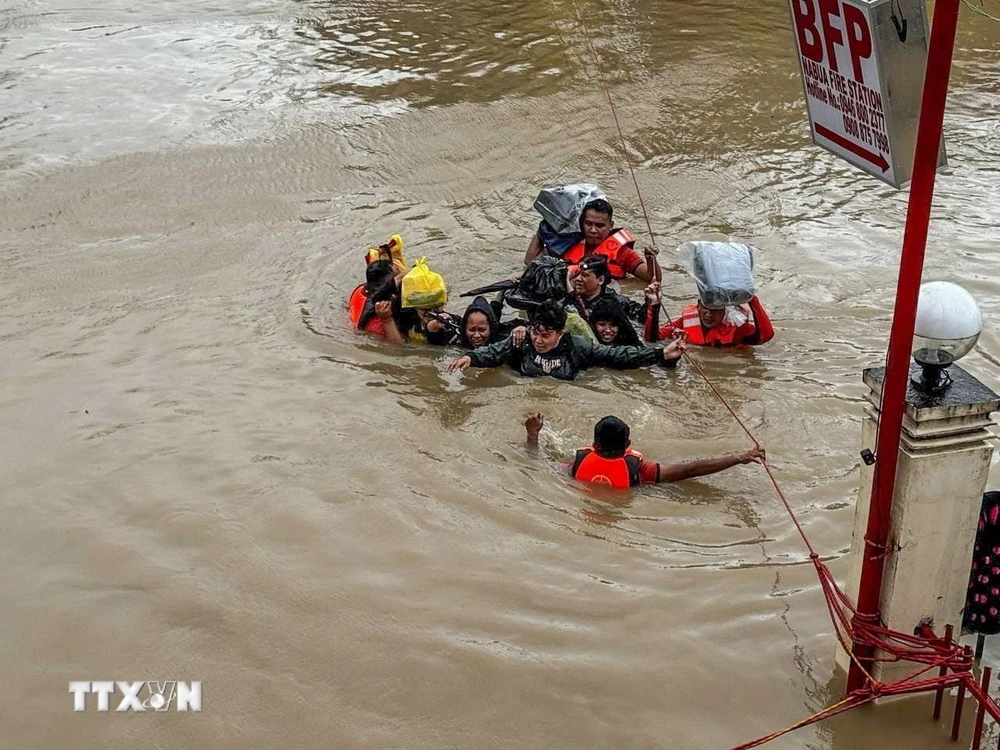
836, 363, 999, 686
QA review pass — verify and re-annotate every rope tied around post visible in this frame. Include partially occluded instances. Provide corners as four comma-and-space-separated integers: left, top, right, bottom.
863, 535, 894, 561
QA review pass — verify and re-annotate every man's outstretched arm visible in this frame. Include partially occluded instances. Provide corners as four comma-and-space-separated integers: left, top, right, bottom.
447, 338, 516, 373
652, 447, 765, 483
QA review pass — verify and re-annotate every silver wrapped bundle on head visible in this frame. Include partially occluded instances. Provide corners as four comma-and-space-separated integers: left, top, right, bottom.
533, 183, 606, 235
679, 241, 757, 310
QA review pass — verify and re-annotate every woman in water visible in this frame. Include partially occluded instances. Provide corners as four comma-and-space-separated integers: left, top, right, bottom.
412, 296, 512, 348
460, 296, 510, 349
587, 296, 643, 347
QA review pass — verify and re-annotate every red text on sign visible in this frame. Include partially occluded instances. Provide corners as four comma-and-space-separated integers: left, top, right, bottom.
792, 0, 873, 86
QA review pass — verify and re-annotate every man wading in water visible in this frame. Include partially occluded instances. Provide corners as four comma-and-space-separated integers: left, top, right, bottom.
524, 198, 659, 282
525, 413, 765, 489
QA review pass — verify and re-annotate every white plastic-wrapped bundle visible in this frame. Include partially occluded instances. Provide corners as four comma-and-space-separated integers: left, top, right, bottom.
533, 183, 606, 235
679, 241, 757, 309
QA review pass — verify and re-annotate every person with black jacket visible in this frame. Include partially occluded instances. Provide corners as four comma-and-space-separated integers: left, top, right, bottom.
412, 296, 514, 348
459, 296, 512, 349
446, 300, 684, 381
570, 255, 646, 323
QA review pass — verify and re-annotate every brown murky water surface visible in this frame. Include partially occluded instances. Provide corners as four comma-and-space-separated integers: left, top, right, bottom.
2, 0, 999, 747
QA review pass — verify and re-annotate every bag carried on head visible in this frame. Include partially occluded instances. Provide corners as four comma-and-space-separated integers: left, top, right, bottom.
365, 234, 407, 273
533, 183, 606, 234
679, 241, 757, 309
533, 183, 606, 256
401, 257, 447, 309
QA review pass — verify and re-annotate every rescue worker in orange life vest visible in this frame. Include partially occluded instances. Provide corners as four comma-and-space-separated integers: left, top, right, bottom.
524, 199, 659, 282
643, 280, 775, 347
524, 414, 765, 489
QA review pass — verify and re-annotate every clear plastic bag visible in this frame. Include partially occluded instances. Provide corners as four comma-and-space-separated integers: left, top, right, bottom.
679, 241, 756, 309
533, 183, 606, 235
724, 307, 749, 327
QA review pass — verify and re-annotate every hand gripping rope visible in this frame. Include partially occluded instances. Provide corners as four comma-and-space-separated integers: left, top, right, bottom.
565, 0, 1000, 746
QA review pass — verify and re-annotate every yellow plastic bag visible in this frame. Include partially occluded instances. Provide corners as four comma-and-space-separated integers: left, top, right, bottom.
365, 234, 407, 274
401, 257, 447, 309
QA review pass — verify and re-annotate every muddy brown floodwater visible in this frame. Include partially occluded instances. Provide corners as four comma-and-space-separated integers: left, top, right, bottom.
1, 0, 999, 747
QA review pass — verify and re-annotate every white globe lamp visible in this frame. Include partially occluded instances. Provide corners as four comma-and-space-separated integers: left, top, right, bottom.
912, 281, 982, 392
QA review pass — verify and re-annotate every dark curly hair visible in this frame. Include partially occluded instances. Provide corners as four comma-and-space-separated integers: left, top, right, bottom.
529, 299, 567, 331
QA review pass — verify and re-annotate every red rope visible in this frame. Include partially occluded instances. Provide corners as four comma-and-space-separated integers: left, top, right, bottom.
565, 2, 1000, 747
570, 0, 657, 248
729, 693, 876, 750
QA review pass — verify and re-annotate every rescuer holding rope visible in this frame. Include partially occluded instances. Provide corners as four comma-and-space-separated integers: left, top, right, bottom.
524, 413, 765, 489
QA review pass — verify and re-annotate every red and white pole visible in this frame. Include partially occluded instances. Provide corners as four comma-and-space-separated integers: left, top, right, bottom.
846, 0, 962, 695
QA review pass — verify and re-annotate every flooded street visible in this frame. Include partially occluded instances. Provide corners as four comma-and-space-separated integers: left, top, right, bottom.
1, 0, 999, 746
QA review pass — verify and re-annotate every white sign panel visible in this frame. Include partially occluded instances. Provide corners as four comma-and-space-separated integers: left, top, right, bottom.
789, 0, 944, 188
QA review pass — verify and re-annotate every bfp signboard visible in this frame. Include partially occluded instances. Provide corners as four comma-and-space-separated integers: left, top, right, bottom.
789, 0, 946, 188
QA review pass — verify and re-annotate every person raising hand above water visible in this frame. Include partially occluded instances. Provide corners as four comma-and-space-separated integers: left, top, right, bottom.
525, 413, 765, 489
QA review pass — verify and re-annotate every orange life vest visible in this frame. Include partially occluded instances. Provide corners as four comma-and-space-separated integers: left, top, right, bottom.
562, 228, 637, 279
570, 446, 643, 489
348, 284, 376, 330
349, 284, 425, 341
680, 304, 748, 347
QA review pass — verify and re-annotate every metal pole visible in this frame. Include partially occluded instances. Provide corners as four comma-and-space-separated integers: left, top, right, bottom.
972, 667, 992, 750
846, 0, 963, 695
936, 624, 956, 721
962, 671, 1000, 723
953, 677, 968, 741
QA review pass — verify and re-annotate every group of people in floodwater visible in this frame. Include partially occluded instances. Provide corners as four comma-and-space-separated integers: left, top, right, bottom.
346, 195, 773, 489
